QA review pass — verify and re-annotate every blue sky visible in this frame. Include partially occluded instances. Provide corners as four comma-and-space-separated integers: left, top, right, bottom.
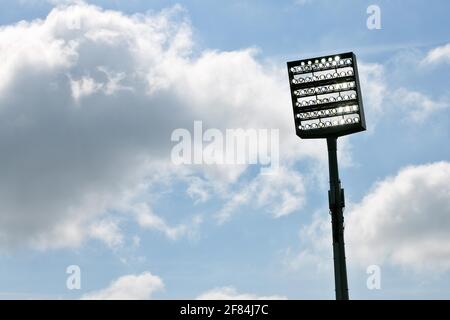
0, 0, 449, 300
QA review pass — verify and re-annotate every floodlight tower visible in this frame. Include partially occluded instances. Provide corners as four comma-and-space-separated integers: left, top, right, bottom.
287, 52, 366, 300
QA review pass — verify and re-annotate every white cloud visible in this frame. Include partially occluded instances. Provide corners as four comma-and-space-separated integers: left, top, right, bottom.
197, 287, 287, 300
422, 43, 450, 65
290, 162, 450, 274
358, 62, 387, 129
358, 61, 448, 124
346, 161, 450, 272
216, 166, 306, 223
81, 272, 164, 300
283, 211, 332, 273
70, 75, 102, 100
88, 218, 124, 249
0, 3, 329, 249
392, 88, 448, 122
131, 202, 202, 240
186, 176, 211, 204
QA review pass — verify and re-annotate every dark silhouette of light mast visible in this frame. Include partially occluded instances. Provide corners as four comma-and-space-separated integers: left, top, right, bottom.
287, 52, 366, 300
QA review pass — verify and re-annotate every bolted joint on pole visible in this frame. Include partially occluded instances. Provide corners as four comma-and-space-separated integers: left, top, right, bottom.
328, 187, 345, 211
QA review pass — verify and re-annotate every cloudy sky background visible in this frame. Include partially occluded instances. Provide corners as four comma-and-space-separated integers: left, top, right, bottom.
0, 0, 449, 299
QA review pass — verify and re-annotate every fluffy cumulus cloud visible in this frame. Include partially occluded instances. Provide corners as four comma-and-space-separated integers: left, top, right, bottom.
88, 218, 124, 248
422, 43, 450, 65
290, 162, 450, 273
358, 62, 386, 126
0, 2, 324, 250
4, 1, 434, 252
81, 272, 164, 300
217, 167, 306, 223
197, 287, 286, 300
357, 57, 449, 126
391, 88, 448, 122
283, 211, 332, 273
346, 161, 450, 272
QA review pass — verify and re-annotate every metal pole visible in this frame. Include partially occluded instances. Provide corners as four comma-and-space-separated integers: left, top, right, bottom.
327, 137, 349, 300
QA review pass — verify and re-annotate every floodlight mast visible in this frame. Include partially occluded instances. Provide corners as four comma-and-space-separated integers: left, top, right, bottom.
287, 52, 366, 300
327, 136, 348, 300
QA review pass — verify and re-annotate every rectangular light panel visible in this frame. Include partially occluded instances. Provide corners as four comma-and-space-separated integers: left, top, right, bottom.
287, 52, 366, 139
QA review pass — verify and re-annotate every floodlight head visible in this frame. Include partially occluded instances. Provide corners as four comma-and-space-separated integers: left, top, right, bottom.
287, 52, 366, 139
